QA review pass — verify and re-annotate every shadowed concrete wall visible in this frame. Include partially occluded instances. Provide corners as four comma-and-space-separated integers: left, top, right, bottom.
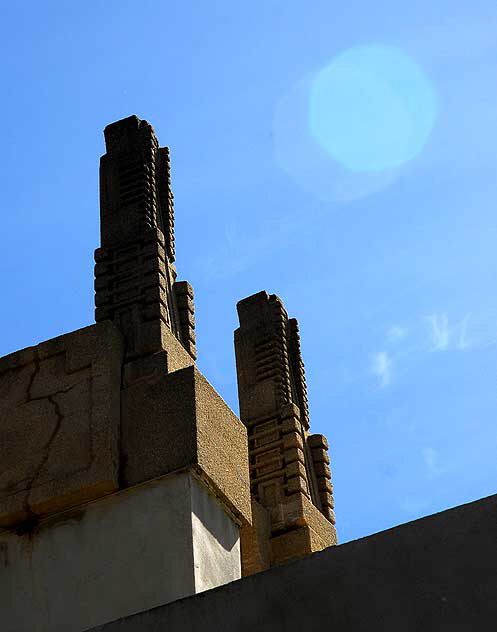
89, 492, 497, 632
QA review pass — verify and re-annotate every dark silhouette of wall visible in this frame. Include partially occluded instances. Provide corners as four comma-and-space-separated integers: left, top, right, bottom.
89, 492, 497, 631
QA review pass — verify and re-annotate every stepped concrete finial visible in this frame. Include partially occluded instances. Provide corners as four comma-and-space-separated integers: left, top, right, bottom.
95, 115, 196, 373
235, 290, 336, 573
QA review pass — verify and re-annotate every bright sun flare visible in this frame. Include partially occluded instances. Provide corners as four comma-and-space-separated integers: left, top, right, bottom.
309, 45, 437, 172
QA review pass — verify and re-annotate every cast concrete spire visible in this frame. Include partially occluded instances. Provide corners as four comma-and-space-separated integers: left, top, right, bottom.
235, 291, 336, 572
95, 115, 196, 372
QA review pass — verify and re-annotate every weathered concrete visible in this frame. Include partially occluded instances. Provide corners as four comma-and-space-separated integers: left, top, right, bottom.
0, 317, 251, 535
121, 364, 252, 525
0, 472, 241, 632
0, 321, 123, 528
88, 493, 497, 632
234, 291, 336, 569
95, 115, 196, 362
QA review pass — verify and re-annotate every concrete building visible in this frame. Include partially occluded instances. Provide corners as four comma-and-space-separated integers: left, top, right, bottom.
0, 116, 495, 631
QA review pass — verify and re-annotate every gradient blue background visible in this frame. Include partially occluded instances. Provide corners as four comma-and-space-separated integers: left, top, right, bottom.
1, 1, 496, 542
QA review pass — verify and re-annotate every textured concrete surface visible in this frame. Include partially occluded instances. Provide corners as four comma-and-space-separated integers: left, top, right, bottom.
88, 493, 497, 632
234, 291, 336, 570
121, 365, 251, 525
160, 325, 195, 373
0, 472, 241, 632
269, 493, 337, 565
95, 116, 197, 361
0, 322, 123, 528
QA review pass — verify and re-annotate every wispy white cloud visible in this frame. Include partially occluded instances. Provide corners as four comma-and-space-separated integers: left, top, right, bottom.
368, 314, 476, 391
427, 313, 450, 351
366, 311, 496, 395
371, 351, 392, 388
427, 313, 472, 352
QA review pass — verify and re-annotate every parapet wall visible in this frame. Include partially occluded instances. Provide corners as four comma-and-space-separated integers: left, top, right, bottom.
0, 323, 251, 531
0, 322, 123, 528
88, 492, 497, 632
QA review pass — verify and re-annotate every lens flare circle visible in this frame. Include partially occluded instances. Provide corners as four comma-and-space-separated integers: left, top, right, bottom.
309, 45, 437, 172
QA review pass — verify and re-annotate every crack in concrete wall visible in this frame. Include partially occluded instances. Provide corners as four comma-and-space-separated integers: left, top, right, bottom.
21, 394, 64, 522
25, 348, 40, 403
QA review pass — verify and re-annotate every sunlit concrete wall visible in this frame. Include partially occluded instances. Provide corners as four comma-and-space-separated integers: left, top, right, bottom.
0, 472, 240, 632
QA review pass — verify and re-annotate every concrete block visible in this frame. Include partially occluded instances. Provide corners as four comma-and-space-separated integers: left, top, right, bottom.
0, 322, 123, 528
0, 471, 241, 632
121, 365, 251, 525
161, 325, 195, 373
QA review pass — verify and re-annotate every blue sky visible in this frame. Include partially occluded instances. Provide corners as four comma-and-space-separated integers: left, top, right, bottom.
1, 1, 496, 542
